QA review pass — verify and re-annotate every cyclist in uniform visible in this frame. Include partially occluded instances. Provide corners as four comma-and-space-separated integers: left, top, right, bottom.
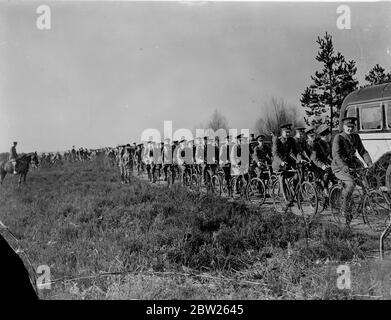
272, 123, 301, 200
250, 134, 272, 181
331, 117, 373, 225
311, 124, 335, 204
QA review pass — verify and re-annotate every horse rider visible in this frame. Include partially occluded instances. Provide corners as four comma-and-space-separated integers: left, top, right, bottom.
9, 141, 18, 174
331, 117, 373, 226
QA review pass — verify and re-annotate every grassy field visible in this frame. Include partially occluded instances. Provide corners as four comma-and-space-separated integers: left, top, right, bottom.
0, 159, 391, 299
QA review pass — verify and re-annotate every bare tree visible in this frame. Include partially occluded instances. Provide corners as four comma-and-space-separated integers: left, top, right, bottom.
254, 97, 305, 136
207, 109, 229, 132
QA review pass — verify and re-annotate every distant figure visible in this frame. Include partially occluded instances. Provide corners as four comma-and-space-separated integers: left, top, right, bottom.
71, 146, 76, 162
9, 141, 18, 174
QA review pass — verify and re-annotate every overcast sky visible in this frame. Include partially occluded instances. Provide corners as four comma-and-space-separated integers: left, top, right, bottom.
1, 1, 390, 152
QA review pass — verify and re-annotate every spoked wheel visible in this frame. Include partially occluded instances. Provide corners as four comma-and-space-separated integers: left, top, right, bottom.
313, 181, 327, 214
362, 190, 391, 233
329, 184, 344, 225
211, 175, 221, 196
181, 171, 190, 187
166, 170, 173, 187
229, 176, 238, 199
218, 173, 229, 197
298, 181, 319, 225
271, 179, 291, 213
246, 177, 266, 206
190, 173, 200, 192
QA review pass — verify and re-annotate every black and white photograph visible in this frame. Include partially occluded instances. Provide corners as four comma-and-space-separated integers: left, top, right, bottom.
1, 0, 391, 303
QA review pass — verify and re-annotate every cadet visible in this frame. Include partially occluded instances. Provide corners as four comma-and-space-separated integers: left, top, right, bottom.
122, 144, 133, 184
332, 117, 373, 225
118, 145, 126, 184
9, 141, 18, 174
311, 124, 335, 203
250, 134, 272, 179
219, 135, 231, 188
294, 127, 311, 162
305, 127, 317, 156
272, 123, 300, 199
162, 138, 172, 181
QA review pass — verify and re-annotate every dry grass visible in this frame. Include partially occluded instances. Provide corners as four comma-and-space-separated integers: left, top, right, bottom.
0, 160, 390, 299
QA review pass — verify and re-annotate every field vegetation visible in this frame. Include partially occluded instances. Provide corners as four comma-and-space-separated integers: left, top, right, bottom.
0, 160, 390, 299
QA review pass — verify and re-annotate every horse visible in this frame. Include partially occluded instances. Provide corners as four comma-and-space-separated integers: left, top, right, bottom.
0, 152, 39, 186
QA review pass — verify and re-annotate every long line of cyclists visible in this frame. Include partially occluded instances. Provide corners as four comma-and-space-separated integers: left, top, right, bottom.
112, 122, 391, 232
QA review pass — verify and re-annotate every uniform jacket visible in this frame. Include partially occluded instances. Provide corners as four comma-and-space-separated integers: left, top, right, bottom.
219, 143, 230, 165
331, 132, 371, 173
9, 146, 18, 161
252, 144, 271, 164
311, 138, 332, 169
122, 152, 133, 167
272, 136, 299, 171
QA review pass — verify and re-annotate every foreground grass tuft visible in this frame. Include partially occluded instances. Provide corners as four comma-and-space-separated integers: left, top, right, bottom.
0, 161, 390, 299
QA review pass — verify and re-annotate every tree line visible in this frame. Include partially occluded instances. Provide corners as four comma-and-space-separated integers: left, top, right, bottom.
205, 32, 390, 138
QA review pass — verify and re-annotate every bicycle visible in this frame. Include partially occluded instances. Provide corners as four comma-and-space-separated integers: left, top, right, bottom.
271, 161, 319, 224
246, 163, 268, 206
329, 167, 391, 231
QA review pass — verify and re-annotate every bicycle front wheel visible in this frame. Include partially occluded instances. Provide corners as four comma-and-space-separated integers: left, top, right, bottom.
247, 177, 266, 206
329, 184, 343, 224
363, 190, 391, 233
271, 179, 291, 213
298, 181, 319, 224
211, 175, 221, 196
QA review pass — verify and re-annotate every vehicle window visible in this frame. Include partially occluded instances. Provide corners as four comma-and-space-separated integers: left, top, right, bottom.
359, 104, 382, 131
386, 101, 391, 129
345, 105, 357, 118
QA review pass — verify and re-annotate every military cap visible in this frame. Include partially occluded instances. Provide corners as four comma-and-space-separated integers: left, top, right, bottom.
280, 123, 292, 130
126, 144, 131, 147
173, 140, 179, 144
256, 134, 265, 141
295, 126, 306, 132
13, 141, 17, 144
236, 134, 243, 139
342, 117, 357, 127
317, 124, 331, 136
305, 127, 315, 134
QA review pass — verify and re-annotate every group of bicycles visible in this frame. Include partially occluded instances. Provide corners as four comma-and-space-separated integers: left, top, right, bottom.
134, 158, 391, 232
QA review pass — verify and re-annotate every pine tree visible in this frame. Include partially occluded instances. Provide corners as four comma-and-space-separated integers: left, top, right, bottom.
364, 64, 391, 86
300, 32, 358, 130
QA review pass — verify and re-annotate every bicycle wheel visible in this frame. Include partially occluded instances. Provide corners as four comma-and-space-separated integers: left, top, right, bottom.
247, 177, 266, 206
166, 170, 173, 187
362, 190, 391, 232
298, 181, 318, 223
271, 179, 291, 213
329, 184, 343, 224
229, 176, 238, 198
314, 181, 326, 214
211, 175, 221, 196
218, 173, 229, 197
189, 173, 199, 192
